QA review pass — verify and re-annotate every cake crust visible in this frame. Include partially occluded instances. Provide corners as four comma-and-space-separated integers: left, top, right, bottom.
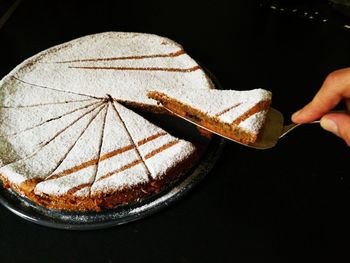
1, 149, 198, 211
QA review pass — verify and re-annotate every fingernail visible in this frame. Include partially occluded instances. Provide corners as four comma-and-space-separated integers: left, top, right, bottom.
321, 118, 339, 135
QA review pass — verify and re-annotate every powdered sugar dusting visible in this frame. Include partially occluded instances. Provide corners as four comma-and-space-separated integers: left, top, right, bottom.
7, 32, 213, 108
0, 32, 206, 209
238, 110, 268, 134
149, 88, 272, 135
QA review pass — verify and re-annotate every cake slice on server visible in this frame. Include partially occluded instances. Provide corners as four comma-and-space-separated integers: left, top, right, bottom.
148, 89, 272, 144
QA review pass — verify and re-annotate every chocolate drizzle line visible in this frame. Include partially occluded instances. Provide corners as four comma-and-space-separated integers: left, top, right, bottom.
96, 139, 180, 182
47, 131, 167, 180
12, 76, 104, 100
56, 50, 185, 63
230, 101, 269, 126
96, 159, 143, 182
144, 140, 179, 159
38, 104, 180, 188
48, 144, 133, 180
137, 132, 167, 146
68, 65, 201, 73
45, 104, 107, 180
66, 183, 90, 195
215, 103, 241, 117
4, 101, 104, 137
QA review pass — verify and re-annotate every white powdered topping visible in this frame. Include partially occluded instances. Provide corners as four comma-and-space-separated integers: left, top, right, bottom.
91, 162, 149, 193
93, 148, 143, 184
0, 101, 103, 167
34, 106, 107, 197
5, 32, 212, 108
48, 106, 107, 175
0, 32, 203, 204
0, 77, 91, 107
113, 102, 195, 179
146, 140, 196, 179
96, 102, 135, 155
238, 110, 268, 134
74, 187, 90, 197
137, 133, 196, 179
91, 103, 150, 192
0, 100, 97, 136
35, 165, 96, 197
151, 88, 271, 135
0, 104, 102, 184
113, 102, 165, 142
138, 134, 175, 155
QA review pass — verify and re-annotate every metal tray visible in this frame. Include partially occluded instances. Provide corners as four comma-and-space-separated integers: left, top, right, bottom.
0, 66, 226, 230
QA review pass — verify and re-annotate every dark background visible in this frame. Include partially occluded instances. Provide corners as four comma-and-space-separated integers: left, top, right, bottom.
1, 0, 350, 262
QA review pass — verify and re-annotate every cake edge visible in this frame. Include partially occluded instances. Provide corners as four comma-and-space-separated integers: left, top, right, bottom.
0, 148, 200, 212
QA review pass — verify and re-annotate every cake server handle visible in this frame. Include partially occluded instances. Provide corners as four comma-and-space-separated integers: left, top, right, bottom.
248, 109, 349, 149
279, 120, 320, 139
279, 110, 349, 139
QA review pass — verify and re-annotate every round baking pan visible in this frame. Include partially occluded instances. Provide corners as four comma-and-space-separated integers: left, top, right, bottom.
0, 66, 226, 230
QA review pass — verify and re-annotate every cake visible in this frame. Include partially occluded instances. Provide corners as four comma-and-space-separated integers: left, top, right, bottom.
147, 89, 272, 144
0, 32, 214, 211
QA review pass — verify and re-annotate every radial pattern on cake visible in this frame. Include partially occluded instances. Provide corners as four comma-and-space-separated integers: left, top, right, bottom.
148, 89, 272, 144
0, 32, 212, 211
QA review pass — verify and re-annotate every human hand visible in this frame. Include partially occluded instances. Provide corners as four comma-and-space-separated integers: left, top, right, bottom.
292, 68, 350, 146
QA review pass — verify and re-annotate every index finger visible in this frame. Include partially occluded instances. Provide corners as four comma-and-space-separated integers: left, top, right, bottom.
292, 68, 350, 123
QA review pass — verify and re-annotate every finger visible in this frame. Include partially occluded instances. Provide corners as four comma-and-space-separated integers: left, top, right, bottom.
292, 68, 350, 123
320, 113, 350, 147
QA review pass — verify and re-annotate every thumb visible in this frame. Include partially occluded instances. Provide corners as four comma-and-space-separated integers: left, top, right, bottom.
320, 113, 350, 146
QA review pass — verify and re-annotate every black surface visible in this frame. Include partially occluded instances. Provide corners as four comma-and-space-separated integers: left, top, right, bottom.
1, 0, 350, 262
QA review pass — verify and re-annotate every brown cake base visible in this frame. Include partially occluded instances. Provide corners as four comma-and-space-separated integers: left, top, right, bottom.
148, 91, 271, 145
0, 150, 200, 212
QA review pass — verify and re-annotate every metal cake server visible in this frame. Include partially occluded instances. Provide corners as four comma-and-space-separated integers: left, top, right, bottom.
163, 106, 345, 150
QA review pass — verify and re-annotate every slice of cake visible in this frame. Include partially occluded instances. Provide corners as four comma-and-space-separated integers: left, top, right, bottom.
148, 89, 272, 144
0, 32, 212, 211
